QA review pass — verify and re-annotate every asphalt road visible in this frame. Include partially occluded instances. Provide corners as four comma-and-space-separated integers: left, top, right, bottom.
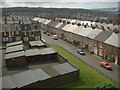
41, 30, 120, 85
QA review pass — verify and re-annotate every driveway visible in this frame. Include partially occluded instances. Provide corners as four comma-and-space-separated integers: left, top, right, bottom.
41, 30, 120, 85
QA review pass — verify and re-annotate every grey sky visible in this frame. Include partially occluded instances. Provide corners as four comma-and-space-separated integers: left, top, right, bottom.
0, 0, 119, 9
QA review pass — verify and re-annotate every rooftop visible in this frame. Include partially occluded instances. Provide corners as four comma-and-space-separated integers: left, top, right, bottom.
7, 41, 23, 47
94, 31, 112, 42
39, 48, 56, 55
105, 33, 120, 47
6, 45, 24, 54
5, 51, 25, 60
29, 40, 45, 47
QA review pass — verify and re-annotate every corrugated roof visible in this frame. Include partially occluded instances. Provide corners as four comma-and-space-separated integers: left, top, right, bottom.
86, 28, 102, 39
2, 75, 16, 89
105, 33, 120, 47
25, 49, 40, 57
29, 40, 45, 47
7, 41, 23, 47
32, 68, 51, 81
94, 31, 112, 42
41, 65, 60, 77
6, 45, 23, 53
11, 70, 39, 88
39, 48, 56, 55
5, 51, 25, 60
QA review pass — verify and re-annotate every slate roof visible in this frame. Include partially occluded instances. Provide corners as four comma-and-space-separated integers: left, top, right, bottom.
86, 28, 102, 39
104, 33, 120, 47
54, 23, 63, 28
94, 31, 112, 42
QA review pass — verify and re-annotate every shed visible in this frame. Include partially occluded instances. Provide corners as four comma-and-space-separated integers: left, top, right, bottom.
6, 45, 24, 54
25, 49, 40, 62
5, 51, 26, 67
29, 40, 46, 49
39, 48, 57, 60
7, 41, 23, 47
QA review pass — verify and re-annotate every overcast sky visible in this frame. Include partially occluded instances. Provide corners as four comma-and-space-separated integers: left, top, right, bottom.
0, 0, 119, 9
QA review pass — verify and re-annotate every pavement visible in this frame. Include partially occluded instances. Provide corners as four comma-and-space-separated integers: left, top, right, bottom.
41, 30, 120, 85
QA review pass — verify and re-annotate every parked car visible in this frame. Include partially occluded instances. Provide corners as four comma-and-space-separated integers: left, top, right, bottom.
76, 49, 85, 55
100, 62, 112, 69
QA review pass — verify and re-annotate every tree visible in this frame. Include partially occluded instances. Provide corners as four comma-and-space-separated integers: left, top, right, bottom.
95, 82, 118, 90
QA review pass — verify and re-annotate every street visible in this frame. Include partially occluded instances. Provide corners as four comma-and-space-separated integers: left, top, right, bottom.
41, 30, 120, 85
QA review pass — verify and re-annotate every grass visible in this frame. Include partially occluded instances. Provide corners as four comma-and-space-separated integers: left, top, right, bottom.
50, 45, 116, 88
0, 46, 6, 49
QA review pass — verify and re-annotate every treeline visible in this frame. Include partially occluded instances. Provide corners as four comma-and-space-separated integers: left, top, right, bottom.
1, 7, 114, 20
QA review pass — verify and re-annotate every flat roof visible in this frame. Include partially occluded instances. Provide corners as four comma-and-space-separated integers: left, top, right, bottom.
2, 75, 16, 89
5, 51, 25, 60
61, 63, 78, 72
6, 45, 23, 53
53, 62, 77, 75
29, 40, 45, 47
7, 41, 23, 47
32, 68, 51, 81
39, 48, 56, 55
11, 70, 39, 88
25, 49, 40, 57
105, 33, 120, 47
41, 65, 60, 77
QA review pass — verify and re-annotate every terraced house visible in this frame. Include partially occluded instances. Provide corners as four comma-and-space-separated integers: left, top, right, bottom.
33, 17, 120, 66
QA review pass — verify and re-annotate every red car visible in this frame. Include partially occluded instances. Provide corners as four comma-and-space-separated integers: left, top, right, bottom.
100, 62, 112, 69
